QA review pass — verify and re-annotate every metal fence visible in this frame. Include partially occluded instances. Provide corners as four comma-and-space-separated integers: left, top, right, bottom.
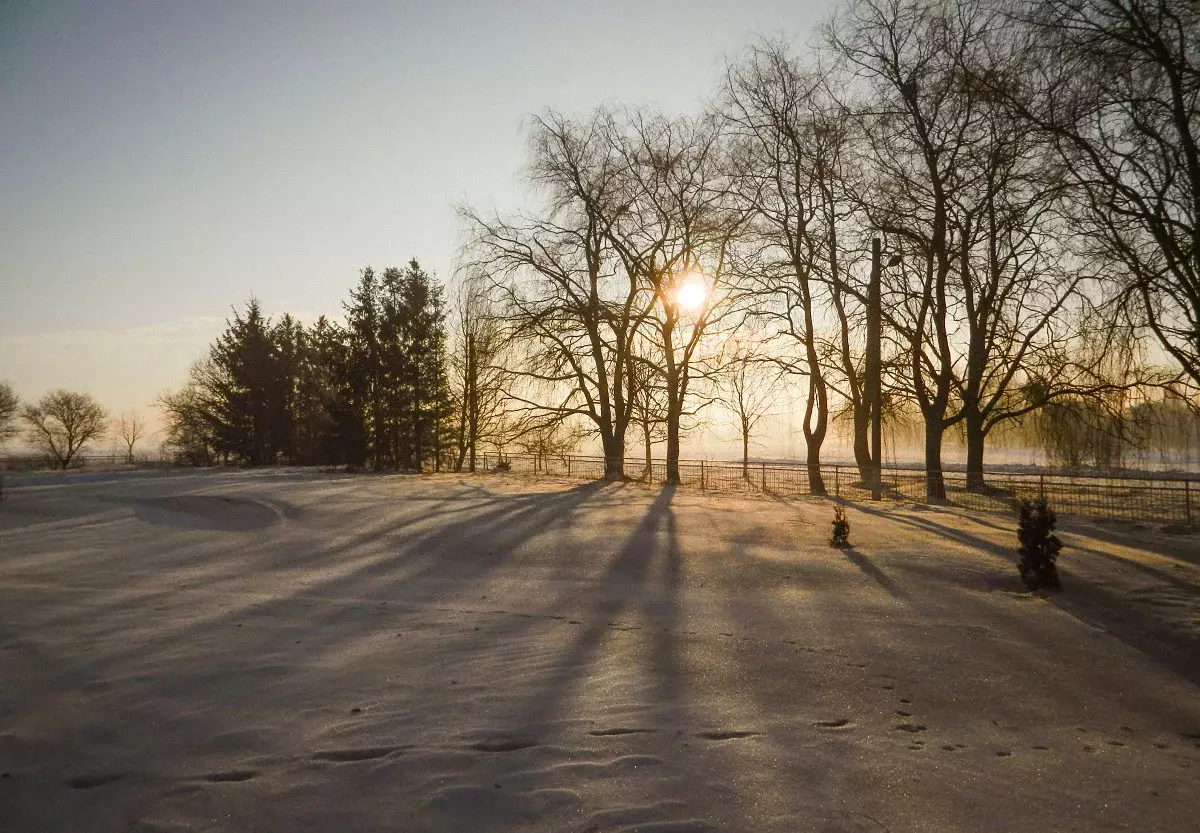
0, 454, 172, 472
467, 453, 1198, 525
2, 450, 1194, 524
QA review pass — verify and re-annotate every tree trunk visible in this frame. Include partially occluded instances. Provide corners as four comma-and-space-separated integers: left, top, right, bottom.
643, 425, 653, 481
852, 401, 872, 484
802, 367, 828, 496
742, 427, 750, 481
806, 437, 825, 496
664, 349, 682, 484
665, 406, 681, 485
602, 432, 624, 480
965, 411, 985, 491
664, 383, 684, 486
924, 418, 947, 502
467, 333, 477, 473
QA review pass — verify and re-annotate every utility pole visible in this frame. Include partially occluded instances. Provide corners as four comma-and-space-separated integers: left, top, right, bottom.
868, 237, 882, 500
433, 338, 442, 472
467, 332, 477, 473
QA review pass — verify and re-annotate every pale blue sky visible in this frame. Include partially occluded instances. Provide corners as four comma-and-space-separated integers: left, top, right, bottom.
0, 0, 833, 441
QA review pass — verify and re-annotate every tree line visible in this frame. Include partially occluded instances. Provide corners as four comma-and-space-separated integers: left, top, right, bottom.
157, 260, 462, 470
456, 0, 1199, 496
0, 381, 149, 470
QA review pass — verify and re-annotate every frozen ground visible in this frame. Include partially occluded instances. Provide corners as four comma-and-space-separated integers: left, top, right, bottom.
0, 469, 1198, 832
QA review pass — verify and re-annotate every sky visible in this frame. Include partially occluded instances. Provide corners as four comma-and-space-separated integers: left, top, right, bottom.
0, 0, 837, 450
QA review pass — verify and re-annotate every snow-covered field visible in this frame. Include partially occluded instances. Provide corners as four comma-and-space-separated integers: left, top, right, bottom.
1, 469, 1197, 832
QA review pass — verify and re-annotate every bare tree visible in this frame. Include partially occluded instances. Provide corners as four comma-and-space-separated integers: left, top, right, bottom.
21, 390, 108, 470
723, 42, 862, 493
463, 109, 652, 479
829, 0, 1113, 494
718, 341, 779, 479
604, 111, 747, 484
1007, 0, 1200, 400
830, 0, 982, 499
115, 411, 148, 463
626, 337, 671, 478
447, 270, 510, 471
158, 361, 223, 465
515, 419, 587, 470
943, 22, 1108, 488
0, 381, 19, 445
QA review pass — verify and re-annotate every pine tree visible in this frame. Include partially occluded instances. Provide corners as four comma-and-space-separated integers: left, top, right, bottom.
1017, 497, 1063, 591
399, 260, 449, 471
207, 298, 286, 464
299, 316, 344, 465
343, 268, 382, 468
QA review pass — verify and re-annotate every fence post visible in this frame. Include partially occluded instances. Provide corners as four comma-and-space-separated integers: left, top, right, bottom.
700, 460, 706, 490
761, 462, 766, 493
1186, 479, 1192, 525
1039, 474, 1045, 502
566, 456, 571, 478
834, 465, 840, 498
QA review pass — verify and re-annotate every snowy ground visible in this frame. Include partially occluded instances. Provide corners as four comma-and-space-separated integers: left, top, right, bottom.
1, 469, 1198, 832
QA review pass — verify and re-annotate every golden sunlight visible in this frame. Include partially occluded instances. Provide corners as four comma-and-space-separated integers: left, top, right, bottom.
674, 275, 708, 312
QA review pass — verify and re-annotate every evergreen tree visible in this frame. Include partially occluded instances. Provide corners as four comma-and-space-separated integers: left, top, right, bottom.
298, 316, 344, 465
1017, 497, 1063, 591
166, 263, 448, 470
343, 268, 382, 467
207, 299, 286, 464
399, 260, 449, 471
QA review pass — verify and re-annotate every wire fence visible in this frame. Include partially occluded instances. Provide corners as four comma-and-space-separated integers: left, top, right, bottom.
2, 450, 1195, 525
0, 454, 173, 472
466, 453, 1198, 525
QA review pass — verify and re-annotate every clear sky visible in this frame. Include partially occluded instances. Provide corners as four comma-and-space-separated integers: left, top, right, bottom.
0, 0, 834, 447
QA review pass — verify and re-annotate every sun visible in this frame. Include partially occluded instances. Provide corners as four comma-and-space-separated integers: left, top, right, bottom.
674, 277, 708, 313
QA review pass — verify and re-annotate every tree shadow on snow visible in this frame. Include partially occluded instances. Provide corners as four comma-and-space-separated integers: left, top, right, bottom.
852, 503, 1200, 688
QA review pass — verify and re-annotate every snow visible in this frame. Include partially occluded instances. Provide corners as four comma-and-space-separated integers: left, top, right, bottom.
0, 469, 1197, 832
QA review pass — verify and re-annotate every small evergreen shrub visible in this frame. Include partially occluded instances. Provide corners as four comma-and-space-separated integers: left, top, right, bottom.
1017, 496, 1062, 591
830, 504, 851, 548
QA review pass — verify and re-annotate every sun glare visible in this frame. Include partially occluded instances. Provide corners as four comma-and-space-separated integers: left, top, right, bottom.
674, 278, 708, 313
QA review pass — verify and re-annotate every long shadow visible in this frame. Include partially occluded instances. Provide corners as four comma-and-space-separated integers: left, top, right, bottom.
492, 485, 754, 828
433, 483, 759, 826
704, 499, 1200, 832
507, 484, 680, 728
58, 478, 622, 675
839, 545, 906, 600
11, 478, 643, 789
852, 502, 1200, 688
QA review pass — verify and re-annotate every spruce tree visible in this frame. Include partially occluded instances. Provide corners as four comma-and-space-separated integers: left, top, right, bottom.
343, 268, 382, 468
207, 298, 285, 464
1017, 496, 1063, 591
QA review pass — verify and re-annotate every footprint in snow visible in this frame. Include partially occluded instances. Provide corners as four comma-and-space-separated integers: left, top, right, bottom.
695, 730, 761, 741
589, 728, 657, 737
203, 770, 259, 783
469, 735, 539, 753
65, 773, 125, 789
312, 745, 405, 762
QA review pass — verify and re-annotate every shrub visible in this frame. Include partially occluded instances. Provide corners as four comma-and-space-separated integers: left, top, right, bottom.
1017, 496, 1063, 591
830, 504, 850, 548
494, 459, 511, 472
